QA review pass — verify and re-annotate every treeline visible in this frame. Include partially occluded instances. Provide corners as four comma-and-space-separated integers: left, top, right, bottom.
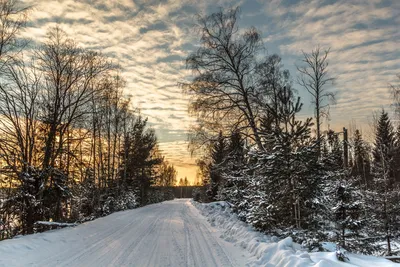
185, 8, 400, 256
0, 1, 177, 239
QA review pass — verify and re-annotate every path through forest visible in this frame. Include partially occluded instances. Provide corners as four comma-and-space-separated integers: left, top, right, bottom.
0, 199, 249, 267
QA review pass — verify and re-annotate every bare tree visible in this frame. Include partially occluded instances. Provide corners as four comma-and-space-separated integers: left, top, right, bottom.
35, 26, 111, 190
0, 0, 29, 63
0, 0, 32, 234
0, 21, 169, 237
256, 54, 293, 130
0, 59, 41, 234
182, 7, 265, 150
297, 46, 335, 150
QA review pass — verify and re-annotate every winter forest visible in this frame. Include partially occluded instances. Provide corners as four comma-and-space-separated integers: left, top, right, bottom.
0, 0, 178, 239
0, 0, 399, 262
184, 8, 400, 257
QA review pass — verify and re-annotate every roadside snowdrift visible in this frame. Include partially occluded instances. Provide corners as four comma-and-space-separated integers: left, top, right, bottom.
193, 200, 399, 267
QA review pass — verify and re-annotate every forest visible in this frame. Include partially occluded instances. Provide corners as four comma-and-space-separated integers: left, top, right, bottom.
185, 8, 400, 256
0, 0, 399, 259
0, 0, 177, 239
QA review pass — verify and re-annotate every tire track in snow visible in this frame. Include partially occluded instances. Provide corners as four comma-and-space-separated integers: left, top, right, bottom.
107, 214, 162, 266
0, 199, 248, 267
60, 212, 150, 266
34, 211, 145, 266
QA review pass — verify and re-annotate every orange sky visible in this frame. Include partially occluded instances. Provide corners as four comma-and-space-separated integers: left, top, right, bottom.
20, 0, 399, 184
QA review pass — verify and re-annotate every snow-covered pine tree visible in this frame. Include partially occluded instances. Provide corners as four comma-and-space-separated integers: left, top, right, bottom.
207, 131, 228, 201
217, 129, 247, 210
372, 110, 396, 184
352, 129, 371, 187
326, 130, 343, 169
244, 86, 320, 233
369, 151, 400, 256
393, 125, 400, 183
332, 175, 364, 250
315, 129, 370, 252
369, 110, 400, 256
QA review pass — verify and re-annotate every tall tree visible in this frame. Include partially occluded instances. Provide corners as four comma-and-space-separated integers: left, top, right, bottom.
370, 110, 400, 255
227, 129, 244, 164
0, 0, 28, 64
216, 129, 246, 204
183, 7, 265, 150
352, 129, 371, 187
0, 59, 41, 234
0, 21, 171, 238
372, 110, 395, 182
208, 131, 227, 200
36, 27, 110, 193
256, 54, 292, 129
332, 178, 364, 249
120, 116, 161, 205
297, 46, 335, 152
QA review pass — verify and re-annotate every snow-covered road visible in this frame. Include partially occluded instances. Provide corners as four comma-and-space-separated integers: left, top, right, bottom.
0, 199, 248, 267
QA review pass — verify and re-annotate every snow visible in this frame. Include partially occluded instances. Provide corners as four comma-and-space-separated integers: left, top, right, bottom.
0, 199, 398, 267
34, 221, 77, 227
0, 199, 249, 267
193, 200, 400, 267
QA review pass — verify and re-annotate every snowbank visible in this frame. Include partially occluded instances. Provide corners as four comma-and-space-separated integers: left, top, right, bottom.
34, 221, 77, 227
192, 200, 399, 267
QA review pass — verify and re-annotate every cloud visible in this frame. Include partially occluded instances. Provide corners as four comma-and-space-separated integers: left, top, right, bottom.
158, 141, 198, 182
255, 0, 399, 130
20, 0, 399, 177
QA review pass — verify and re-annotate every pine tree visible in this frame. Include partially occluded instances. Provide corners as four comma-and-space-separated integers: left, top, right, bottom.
211, 131, 227, 166
183, 177, 189, 186
326, 130, 343, 169
332, 176, 364, 250
372, 110, 395, 184
369, 152, 400, 256
207, 131, 227, 201
244, 86, 320, 231
120, 116, 161, 205
217, 129, 246, 207
352, 129, 371, 187
393, 125, 400, 183
227, 129, 244, 163
370, 110, 400, 255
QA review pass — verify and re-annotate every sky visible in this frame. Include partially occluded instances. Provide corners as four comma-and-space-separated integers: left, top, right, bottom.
20, 0, 400, 183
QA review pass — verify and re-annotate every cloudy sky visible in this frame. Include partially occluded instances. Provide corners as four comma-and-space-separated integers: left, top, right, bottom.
20, 0, 399, 182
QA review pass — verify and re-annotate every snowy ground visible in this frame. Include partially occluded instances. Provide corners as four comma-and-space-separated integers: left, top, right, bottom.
0, 199, 398, 267
0, 199, 249, 267
194, 200, 400, 267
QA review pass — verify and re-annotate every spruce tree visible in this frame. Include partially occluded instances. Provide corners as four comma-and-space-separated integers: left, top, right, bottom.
326, 129, 343, 170
332, 177, 364, 250
245, 86, 319, 231
393, 125, 400, 183
372, 110, 395, 183
208, 131, 227, 200
120, 116, 161, 205
370, 110, 400, 255
227, 129, 244, 163
217, 130, 246, 209
352, 129, 371, 187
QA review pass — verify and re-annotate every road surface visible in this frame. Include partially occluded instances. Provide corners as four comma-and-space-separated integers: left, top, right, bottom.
0, 199, 248, 267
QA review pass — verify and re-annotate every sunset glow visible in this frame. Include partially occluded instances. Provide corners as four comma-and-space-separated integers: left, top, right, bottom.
20, 0, 399, 182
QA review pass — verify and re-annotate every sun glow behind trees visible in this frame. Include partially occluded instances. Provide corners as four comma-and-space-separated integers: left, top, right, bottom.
0, 1, 178, 238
